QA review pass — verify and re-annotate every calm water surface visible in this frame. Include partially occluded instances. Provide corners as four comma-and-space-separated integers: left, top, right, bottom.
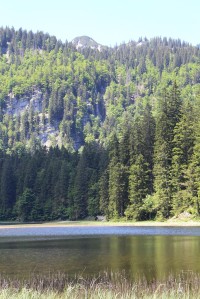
0, 226, 200, 280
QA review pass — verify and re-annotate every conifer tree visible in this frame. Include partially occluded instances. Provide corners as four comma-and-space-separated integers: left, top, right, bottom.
108, 157, 127, 219
153, 83, 182, 218
171, 102, 195, 214
125, 154, 150, 220
99, 170, 109, 216
127, 99, 155, 218
73, 153, 88, 219
0, 158, 16, 218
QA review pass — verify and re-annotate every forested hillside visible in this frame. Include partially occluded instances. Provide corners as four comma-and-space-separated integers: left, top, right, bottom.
0, 27, 200, 221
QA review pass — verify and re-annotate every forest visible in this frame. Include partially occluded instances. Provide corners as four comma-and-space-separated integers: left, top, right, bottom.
0, 27, 200, 221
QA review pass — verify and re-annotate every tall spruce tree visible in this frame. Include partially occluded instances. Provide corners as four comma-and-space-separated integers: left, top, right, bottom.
108, 157, 127, 219
125, 154, 150, 220
108, 134, 128, 219
126, 99, 155, 219
99, 170, 109, 217
73, 153, 88, 220
0, 158, 16, 218
171, 101, 195, 214
153, 83, 182, 218
187, 115, 200, 216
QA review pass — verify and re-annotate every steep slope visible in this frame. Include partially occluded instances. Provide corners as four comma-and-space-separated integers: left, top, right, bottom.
0, 27, 200, 152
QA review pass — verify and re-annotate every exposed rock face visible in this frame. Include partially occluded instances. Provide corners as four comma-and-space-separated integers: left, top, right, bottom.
37, 122, 60, 148
3, 81, 104, 150
3, 90, 61, 148
3, 88, 101, 150
5, 90, 43, 116
71, 36, 104, 51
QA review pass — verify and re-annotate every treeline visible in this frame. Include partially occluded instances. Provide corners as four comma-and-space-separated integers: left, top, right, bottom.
0, 143, 108, 221
0, 26, 64, 55
1, 82, 200, 221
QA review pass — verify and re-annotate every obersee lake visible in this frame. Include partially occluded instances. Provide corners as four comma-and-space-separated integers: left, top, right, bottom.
0, 225, 200, 280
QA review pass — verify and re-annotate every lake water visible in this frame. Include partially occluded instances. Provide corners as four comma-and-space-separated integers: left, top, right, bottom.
0, 226, 200, 280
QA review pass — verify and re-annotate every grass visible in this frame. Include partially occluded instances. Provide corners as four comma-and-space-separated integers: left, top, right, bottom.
0, 271, 200, 298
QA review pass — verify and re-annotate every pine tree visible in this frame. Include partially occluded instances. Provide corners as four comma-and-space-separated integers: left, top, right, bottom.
126, 99, 155, 219
16, 188, 36, 221
99, 170, 109, 216
108, 156, 128, 219
73, 153, 88, 219
171, 102, 195, 214
186, 119, 200, 216
107, 133, 128, 218
125, 154, 150, 220
0, 158, 16, 218
153, 83, 182, 218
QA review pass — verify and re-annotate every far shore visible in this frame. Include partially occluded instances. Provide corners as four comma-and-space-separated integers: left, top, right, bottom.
0, 219, 200, 229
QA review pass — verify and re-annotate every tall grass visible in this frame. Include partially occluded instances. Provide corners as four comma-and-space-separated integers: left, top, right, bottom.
0, 271, 200, 298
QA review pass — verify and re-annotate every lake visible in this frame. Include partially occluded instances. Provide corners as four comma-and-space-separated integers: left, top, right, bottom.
0, 226, 200, 281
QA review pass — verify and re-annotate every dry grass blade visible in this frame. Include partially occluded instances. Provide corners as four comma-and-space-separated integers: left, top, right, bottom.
0, 271, 200, 298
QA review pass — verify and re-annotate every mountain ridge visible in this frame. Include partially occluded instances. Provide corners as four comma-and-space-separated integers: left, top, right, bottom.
71, 35, 105, 51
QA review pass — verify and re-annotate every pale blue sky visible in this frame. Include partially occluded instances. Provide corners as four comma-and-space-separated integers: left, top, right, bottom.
1, 0, 199, 46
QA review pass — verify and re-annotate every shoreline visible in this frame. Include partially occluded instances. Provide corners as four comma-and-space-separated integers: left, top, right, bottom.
0, 219, 200, 229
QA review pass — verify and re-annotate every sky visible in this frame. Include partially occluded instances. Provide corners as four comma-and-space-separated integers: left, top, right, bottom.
1, 0, 199, 46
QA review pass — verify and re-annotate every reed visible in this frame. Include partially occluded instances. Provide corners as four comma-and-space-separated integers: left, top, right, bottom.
0, 271, 199, 298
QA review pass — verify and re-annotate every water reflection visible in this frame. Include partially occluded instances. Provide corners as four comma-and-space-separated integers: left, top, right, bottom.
0, 233, 200, 280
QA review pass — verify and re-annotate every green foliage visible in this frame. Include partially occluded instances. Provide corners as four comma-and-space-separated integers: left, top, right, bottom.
0, 27, 200, 220
153, 84, 182, 218
15, 188, 36, 221
126, 154, 150, 220
108, 161, 128, 219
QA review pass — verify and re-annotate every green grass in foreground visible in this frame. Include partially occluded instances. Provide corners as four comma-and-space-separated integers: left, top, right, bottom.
0, 271, 200, 299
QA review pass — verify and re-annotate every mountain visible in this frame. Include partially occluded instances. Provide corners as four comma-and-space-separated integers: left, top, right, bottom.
0, 27, 199, 151
71, 35, 104, 51
1, 27, 200, 222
